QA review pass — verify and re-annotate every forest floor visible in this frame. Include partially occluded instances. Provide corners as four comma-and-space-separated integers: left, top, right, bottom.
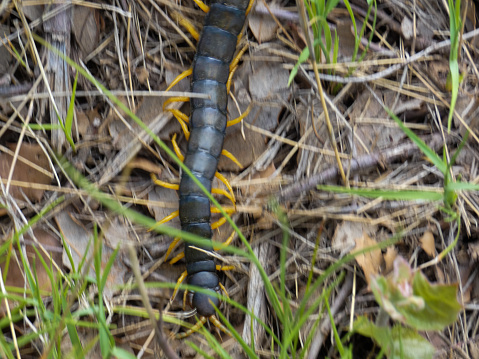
0, 0, 478, 358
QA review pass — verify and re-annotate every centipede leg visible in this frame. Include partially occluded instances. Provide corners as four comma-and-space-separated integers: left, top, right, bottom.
209, 315, 230, 336
165, 236, 182, 261
226, 102, 252, 127
220, 148, 243, 169
175, 316, 208, 339
165, 68, 193, 92
171, 270, 188, 303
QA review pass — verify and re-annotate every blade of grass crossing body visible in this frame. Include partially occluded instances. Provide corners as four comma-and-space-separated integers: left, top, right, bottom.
35, 36, 281, 325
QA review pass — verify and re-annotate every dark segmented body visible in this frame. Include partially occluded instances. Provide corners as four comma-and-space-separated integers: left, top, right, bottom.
179, 0, 250, 317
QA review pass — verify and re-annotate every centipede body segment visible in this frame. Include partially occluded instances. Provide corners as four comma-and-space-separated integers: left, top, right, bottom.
176, 0, 252, 326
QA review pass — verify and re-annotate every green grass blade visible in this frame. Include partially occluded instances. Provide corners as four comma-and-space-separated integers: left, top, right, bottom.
64, 71, 78, 151
383, 104, 447, 174
317, 185, 443, 201
110, 347, 137, 359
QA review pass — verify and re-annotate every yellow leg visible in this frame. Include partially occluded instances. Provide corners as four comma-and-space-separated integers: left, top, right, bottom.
215, 172, 235, 204
177, 16, 200, 41
150, 173, 179, 190
211, 207, 235, 230
227, 103, 252, 127
163, 96, 189, 111
220, 149, 243, 169
227, 44, 249, 93
216, 265, 235, 272
219, 283, 229, 299
169, 252, 184, 264
211, 188, 235, 205
165, 236, 182, 261
148, 210, 179, 232
170, 111, 191, 140
214, 230, 236, 251
192, 0, 209, 12
171, 134, 185, 161
165, 68, 193, 92
171, 270, 188, 302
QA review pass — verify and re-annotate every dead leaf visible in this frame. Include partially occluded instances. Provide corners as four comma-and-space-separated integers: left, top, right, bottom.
0, 143, 52, 204
332, 221, 377, 257
249, 3, 279, 43
72, 6, 101, 60
383, 246, 398, 274
419, 231, 435, 257
55, 209, 126, 299
353, 232, 383, 286
349, 90, 407, 154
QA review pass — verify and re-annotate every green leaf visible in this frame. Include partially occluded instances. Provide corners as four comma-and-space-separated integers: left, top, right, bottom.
353, 317, 435, 359
110, 346, 137, 359
447, 181, 479, 191
317, 185, 443, 201
371, 257, 462, 331
288, 46, 310, 86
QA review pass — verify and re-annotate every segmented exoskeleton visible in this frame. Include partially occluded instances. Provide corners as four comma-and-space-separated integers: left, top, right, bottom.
177, 0, 251, 333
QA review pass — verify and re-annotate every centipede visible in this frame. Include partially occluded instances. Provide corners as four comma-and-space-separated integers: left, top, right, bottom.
161, 0, 253, 338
